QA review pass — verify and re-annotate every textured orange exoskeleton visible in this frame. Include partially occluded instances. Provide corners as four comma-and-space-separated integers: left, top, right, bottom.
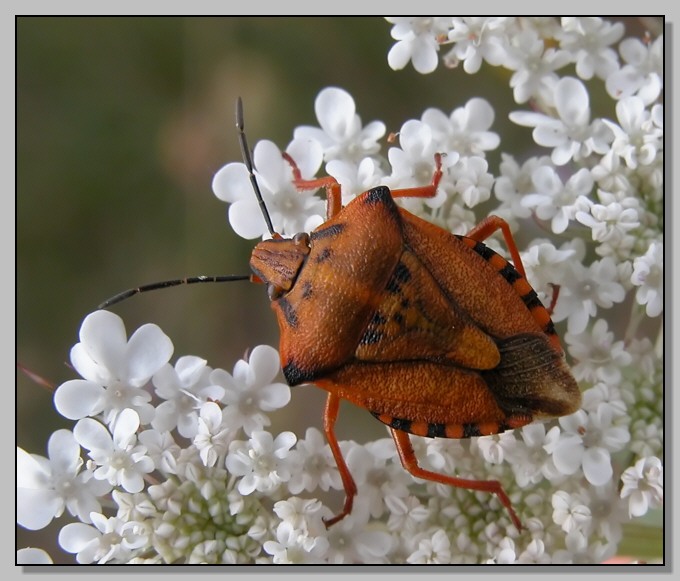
247, 130, 581, 531
100, 100, 582, 532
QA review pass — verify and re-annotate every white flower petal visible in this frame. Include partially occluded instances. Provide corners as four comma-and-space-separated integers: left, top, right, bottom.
211, 162, 252, 203
315, 87, 356, 138
256, 383, 291, 411
17, 487, 62, 530
125, 323, 173, 385
582, 447, 613, 485
229, 198, 269, 239
388, 40, 413, 70
552, 436, 583, 475
58, 522, 100, 554
112, 408, 140, 447
16, 447, 48, 488
55, 379, 106, 421
248, 345, 281, 383
77, 310, 128, 379
47, 429, 81, 473
17, 548, 53, 564
555, 77, 590, 126
74, 418, 112, 454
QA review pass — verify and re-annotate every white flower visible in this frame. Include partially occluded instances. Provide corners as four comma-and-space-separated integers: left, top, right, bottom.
493, 154, 552, 222
293, 86, 386, 162
421, 98, 500, 156
551, 490, 592, 534
591, 149, 633, 195
212, 138, 325, 239
575, 196, 640, 250
517, 538, 550, 564
325, 157, 385, 203
286, 427, 342, 494
605, 96, 663, 169
504, 28, 571, 104
521, 166, 594, 234
565, 318, 633, 385
225, 430, 297, 495
384, 495, 430, 533
54, 310, 172, 425
606, 35, 663, 104
385, 17, 452, 74
345, 439, 413, 519
449, 155, 494, 208
557, 17, 624, 80
445, 17, 513, 73
551, 405, 630, 486
17, 430, 111, 530
501, 423, 562, 487
74, 409, 154, 493
630, 241, 663, 317
193, 401, 233, 467
489, 536, 517, 564
324, 497, 393, 564
510, 76, 613, 165
551, 256, 626, 334
272, 497, 329, 536
218, 344, 291, 436
59, 513, 148, 564
151, 355, 221, 439
263, 520, 330, 563
520, 239, 578, 302
406, 528, 451, 563
620, 456, 663, 518
137, 428, 180, 474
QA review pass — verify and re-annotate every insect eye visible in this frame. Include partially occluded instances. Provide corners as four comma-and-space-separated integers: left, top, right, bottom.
293, 232, 310, 247
267, 284, 284, 301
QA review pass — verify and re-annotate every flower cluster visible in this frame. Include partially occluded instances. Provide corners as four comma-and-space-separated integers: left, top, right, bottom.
18, 17, 662, 564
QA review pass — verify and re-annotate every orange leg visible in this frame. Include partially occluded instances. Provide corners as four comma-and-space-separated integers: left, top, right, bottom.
390, 428, 523, 532
465, 216, 527, 278
390, 153, 444, 200
322, 393, 358, 528
546, 283, 560, 316
282, 152, 444, 221
282, 152, 343, 219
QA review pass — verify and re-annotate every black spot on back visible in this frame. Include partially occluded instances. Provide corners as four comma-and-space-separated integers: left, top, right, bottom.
310, 223, 345, 241
276, 297, 298, 328
301, 281, 313, 299
364, 186, 392, 205
386, 261, 411, 293
282, 361, 315, 386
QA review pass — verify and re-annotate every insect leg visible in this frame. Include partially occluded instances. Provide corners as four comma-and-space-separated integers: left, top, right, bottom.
281, 152, 343, 220
390, 153, 443, 200
465, 215, 527, 278
390, 428, 523, 531
546, 283, 560, 316
322, 393, 358, 528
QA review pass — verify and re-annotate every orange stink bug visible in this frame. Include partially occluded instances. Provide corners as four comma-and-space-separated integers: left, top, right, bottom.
101, 98, 581, 532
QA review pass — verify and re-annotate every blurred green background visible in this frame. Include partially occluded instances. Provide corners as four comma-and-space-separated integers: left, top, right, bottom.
17, 17, 658, 563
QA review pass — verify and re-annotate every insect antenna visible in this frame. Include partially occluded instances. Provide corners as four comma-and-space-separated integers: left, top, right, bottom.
235, 96, 276, 237
97, 275, 251, 309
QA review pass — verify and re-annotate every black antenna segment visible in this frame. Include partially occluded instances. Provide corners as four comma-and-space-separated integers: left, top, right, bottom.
97, 275, 250, 310
235, 97, 276, 237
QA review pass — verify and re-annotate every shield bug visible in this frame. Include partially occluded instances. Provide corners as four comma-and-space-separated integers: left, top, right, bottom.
101, 98, 581, 531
